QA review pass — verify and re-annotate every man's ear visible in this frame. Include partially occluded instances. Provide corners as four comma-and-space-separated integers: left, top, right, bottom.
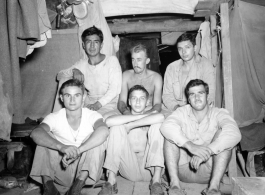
82, 42, 85, 49
194, 45, 198, 53
146, 58, 150, 65
128, 98, 131, 106
146, 99, 150, 106
60, 95, 63, 103
100, 42, 104, 49
82, 92, 87, 102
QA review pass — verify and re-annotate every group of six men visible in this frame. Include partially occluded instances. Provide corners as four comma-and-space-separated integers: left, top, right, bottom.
30, 26, 241, 195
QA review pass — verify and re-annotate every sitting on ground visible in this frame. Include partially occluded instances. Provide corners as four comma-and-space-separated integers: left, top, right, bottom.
30, 79, 109, 195
100, 85, 165, 195
160, 79, 241, 195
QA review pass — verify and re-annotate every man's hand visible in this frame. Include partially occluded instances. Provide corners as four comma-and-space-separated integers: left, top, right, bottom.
62, 154, 79, 168
86, 101, 102, 111
59, 145, 80, 159
184, 141, 212, 162
190, 156, 204, 170
72, 68, 84, 83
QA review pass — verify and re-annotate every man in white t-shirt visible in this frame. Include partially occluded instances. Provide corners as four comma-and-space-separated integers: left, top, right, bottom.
30, 79, 109, 195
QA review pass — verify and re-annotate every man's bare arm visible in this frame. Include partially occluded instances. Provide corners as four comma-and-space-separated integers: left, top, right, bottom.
105, 114, 148, 127
78, 119, 109, 154
118, 72, 131, 115
30, 123, 79, 159
125, 113, 165, 131
144, 74, 162, 114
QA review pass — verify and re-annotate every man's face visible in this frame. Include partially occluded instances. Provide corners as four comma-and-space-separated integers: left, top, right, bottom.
177, 40, 196, 62
188, 85, 208, 111
131, 51, 150, 74
60, 86, 85, 111
82, 34, 103, 57
129, 90, 148, 114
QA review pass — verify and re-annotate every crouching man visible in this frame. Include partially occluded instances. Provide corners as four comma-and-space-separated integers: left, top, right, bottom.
161, 79, 241, 195
100, 85, 165, 195
30, 79, 109, 195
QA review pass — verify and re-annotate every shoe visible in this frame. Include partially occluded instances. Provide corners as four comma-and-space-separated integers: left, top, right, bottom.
201, 188, 222, 195
168, 186, 186, 195
43, 180, 60, 195
66, 178, 85, 195
98, 182, 118, 195
150, 182, 164, 195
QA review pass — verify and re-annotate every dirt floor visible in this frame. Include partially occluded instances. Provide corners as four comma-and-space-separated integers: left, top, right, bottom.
0, 176, 234, 195
0, 171, 236, 195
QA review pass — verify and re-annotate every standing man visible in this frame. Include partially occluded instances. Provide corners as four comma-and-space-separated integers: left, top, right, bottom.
54, 26, 122, 118
161, 79, 241, 195
162, 33, 215, 112
118, 44, 163, 115
30, 79, 109, 195
99, 85, 165, 195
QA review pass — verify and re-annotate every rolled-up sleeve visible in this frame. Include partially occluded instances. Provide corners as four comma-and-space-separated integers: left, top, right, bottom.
98, 57, 122, 107
162, 64, 178, 111
160, 110, 189, 146
208, 109, 242, 154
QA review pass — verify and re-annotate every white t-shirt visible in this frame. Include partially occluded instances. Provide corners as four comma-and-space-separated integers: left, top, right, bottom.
42, 108, 103, 147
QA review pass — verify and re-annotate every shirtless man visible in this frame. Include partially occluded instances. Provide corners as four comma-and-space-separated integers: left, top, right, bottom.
99, 85, 165, 195
118, 44, 163, 115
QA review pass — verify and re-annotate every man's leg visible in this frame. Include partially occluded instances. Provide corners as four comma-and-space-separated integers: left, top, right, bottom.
164, 139, 181, 189
145, 123, 165, 195
207, 149, 232, 193
104, 125, 144, 182
30, 145, 75, 194
66, 141, 107, 195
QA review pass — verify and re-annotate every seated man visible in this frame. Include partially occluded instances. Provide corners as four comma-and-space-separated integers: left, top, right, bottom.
30, 79, 109, 195
118, 44, 163, 115
161, 79, 241, 195
99, 85, 165, 195
53, 26, 122, 118
162, 33, 215, 112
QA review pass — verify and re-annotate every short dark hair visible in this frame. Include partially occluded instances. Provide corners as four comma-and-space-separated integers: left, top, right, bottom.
128, 85, 149, 99
81, 26, 103, 43
130, 44, 148, 58
176, 32, 196, 47
185, 79, 209, 98
59, 79, 86, 95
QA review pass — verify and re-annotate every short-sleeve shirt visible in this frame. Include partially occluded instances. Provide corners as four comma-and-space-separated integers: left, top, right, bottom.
42, 108, 102, 147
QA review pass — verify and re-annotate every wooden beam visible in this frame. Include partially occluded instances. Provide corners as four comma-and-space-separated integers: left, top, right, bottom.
220, 2, 237, 178
108, 20, 202, 34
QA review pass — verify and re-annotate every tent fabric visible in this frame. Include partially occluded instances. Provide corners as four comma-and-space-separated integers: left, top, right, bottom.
100, 0, 198, 17
230, 0, 265, 127
0, 0, 40, 125
240, 123, 265, 151
21, 30, 80, 120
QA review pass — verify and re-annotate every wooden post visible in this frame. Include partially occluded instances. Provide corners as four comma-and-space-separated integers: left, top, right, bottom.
220, 3, 237, 178
210, 15, 218, 105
